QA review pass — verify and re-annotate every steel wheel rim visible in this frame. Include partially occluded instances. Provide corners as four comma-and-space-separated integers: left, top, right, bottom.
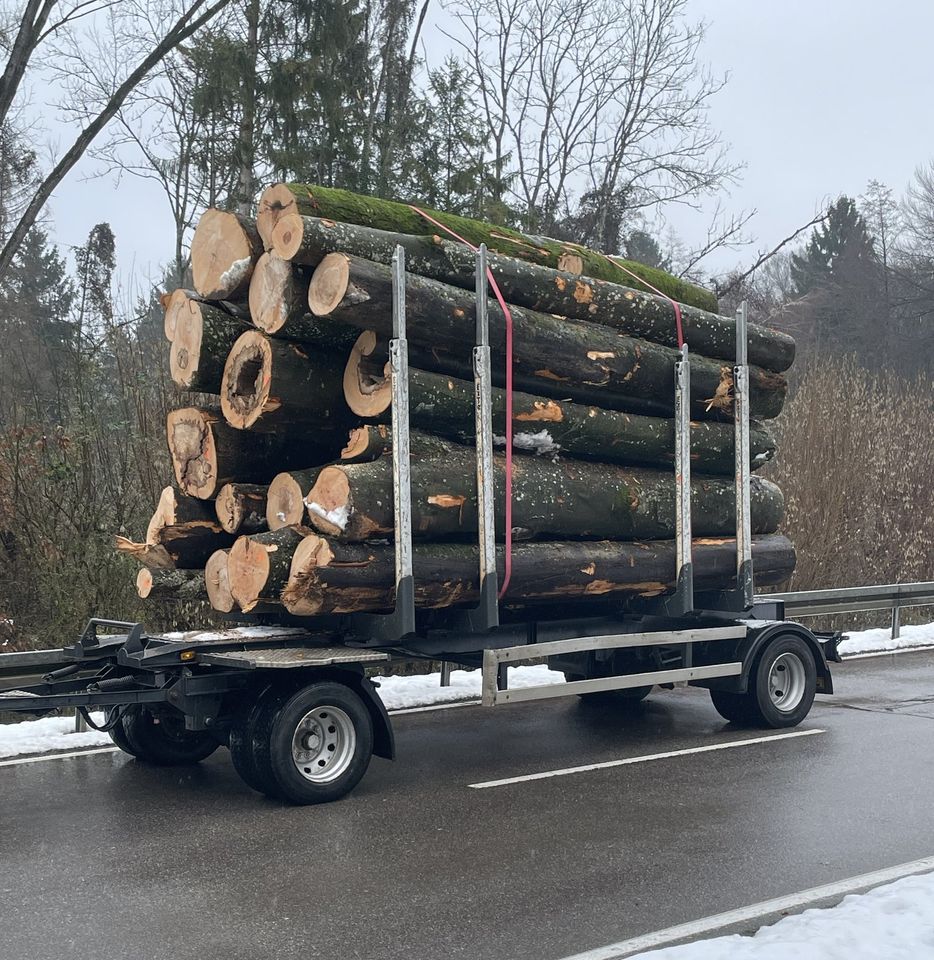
291, 705, 356, 783
767, 652, 807, 712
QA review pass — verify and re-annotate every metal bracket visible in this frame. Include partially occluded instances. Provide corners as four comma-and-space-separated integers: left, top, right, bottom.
663, 344, 694, 616
352, 246, 416, 641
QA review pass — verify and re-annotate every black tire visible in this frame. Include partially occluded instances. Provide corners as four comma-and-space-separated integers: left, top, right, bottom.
106, 708, 140, 757
711, 634, 817, 729
229, 684, 279, 793
252, 681, 374, 805
121, 705, 219, 765
564, 672, 653, 704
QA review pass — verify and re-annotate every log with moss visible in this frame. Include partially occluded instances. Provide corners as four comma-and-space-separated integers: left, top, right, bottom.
256, 183, 718, 312
312, 254, 786, 420
167, 291, 250, 393
304, 436, 783, 542
220, 330, 352, 440
281, 533, 794, 617
136, 568, 207, 601
344, 332, 776, 474
272, 215, 793, 372
227, 526, 314, 612
191, 209, 263, 300
167, 406, 329, 500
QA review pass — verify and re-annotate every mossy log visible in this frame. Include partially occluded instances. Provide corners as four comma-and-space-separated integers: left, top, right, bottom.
281, 533, 795, 617
228, 526, 314, 612
272, 215, 792, 372
215, 483, 268, 535
191, 209, 263, 300
205, 548, 235, 613
167, 406, 326, 500
256, 183, 718, 312
136, 568, 207, 601
304, 436, 783, 542
344, 332, 776, 474
168, 291, 251, 393
220, 330, 352, 440
311, 254, 786, 420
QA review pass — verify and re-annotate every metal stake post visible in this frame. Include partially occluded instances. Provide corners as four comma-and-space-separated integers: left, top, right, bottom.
674, 344, 694, 614
734, 301, 754, 609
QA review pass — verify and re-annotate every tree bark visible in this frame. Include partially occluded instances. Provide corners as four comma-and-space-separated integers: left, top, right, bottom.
311, 254, 786, 420
114, 531, 232, 570
281, 533, 795, 616
344, 332, 776, 474
167, 406, 328, 499
191, 209, 263, 300
219, 330, 352, 440
304, 436, 784, 543
215, 482, 268, 535
205, 548, 235, 613
256, 183, 718, 312
137, 568, 207, 601
168, 291, 250, 393
145, 484, 224, 542
246, 250, 362, 347
272, 215, 793, 372
266, 469, 325, 530
228, 526, 314, 612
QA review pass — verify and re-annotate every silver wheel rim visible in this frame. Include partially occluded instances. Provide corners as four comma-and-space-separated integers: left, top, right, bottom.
768, 652, 807, 713
291, 705, 356, 783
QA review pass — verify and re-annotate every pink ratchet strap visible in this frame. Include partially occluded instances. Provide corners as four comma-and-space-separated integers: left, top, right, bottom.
601, 253, 685, 349
408, 206, 514, 598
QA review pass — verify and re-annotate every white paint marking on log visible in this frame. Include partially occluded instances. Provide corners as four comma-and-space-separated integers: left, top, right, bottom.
555, 855, 934, 960
467, 728, 825, 789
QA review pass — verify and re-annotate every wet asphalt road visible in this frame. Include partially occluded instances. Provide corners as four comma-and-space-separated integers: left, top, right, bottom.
1, 650, 933, 960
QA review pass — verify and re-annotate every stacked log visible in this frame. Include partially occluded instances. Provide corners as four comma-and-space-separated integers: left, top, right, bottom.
121, 184, 796, 620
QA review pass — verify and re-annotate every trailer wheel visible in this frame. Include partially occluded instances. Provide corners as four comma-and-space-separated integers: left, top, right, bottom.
122, 706, 219, 765
106, 708, 140, 758
251, 682, 374, 805
229, 685, 279, 793
711, 635, 817, 729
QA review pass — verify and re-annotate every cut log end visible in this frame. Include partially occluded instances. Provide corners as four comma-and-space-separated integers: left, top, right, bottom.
216, 482, 267, 534
308, 252, 350, 316
220, 330, 273, 430
341, 424, 390, 461
205, 548, 235, 613
168, 295, 206, 390
270, 212, 306, 261
191, 209, 257, 300
248, 251, 299, 334
343, 330, 391, 417
114, 536, 173, 570
167, 408, 218, 499
282, 535, 334, 616
257, 183, 301, 248
136, 568, 154, 598
304, 467, 351, 535
164, 288, 192, 342
267, 472, 306, 530
228, 535, 273, 612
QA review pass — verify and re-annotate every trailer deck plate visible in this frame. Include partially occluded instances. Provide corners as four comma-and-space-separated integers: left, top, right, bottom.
199, 647, 391, 670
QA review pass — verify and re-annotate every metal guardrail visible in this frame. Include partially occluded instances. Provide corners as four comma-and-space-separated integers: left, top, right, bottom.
758, 581, 934, 640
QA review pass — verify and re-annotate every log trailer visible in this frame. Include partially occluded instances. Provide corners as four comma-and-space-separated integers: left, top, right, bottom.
0, 252, 839, 804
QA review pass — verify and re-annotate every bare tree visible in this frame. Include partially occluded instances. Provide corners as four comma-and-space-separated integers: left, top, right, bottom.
445, 0, 737, 242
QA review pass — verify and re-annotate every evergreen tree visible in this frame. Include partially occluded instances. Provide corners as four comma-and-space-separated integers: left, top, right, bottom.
625, 230, 670, 271
791, 196, 876, 295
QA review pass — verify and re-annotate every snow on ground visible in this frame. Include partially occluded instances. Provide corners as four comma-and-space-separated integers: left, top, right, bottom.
2, 619, 933, 760
633, 870, 934, 959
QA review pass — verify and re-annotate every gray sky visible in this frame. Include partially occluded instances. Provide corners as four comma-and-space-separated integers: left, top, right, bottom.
42, 0, 934, 288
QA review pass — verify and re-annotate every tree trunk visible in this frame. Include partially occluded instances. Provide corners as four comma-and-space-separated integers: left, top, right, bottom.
272, 215, 793, 372
256, 183, 718, 312
310, 254, 786, 420
114, 531, 232, 570
219, 330, 351, 440
163, 287, 250, 342
266, 468, 325, 530
137, 568, 207, 601
343, 332, 776, 474
145, 484, 224, 542
215, 482, 268, 535
247, 250, 361, 347
304, 436, 784, 543
168, 291, 250, 393
228, 526, 314, 612
191, 209, 263, 300
167, 406, 327, 499
205, 548, 235, 613
282, 533, 795, 616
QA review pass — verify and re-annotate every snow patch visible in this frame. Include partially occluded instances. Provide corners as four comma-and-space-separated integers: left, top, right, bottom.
634, 870, 934, 959
218, 257, 251, 290
837, 621, 934, 657
0, 713, 110, 759
494, 430, 561, 456
305, 500, 351, 531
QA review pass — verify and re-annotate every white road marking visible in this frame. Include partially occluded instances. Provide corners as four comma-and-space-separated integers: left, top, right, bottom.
0, 746, 119, 767
556, 854, 934, 960
468, 728, 825, 789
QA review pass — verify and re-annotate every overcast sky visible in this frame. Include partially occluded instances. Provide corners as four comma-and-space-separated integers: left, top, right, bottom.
39, 0, 934, 288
